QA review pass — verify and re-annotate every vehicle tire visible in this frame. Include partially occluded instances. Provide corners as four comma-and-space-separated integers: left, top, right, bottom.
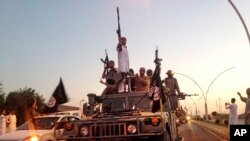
150, 131, 171, 141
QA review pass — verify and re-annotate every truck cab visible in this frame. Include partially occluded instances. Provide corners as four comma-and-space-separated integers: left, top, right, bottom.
55, 91, 181, 141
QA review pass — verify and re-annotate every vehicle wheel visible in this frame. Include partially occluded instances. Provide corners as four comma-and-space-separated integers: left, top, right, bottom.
150, 131, 171, 141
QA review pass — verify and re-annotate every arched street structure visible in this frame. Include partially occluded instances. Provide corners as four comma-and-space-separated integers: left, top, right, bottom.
228, 0, 250, 46
176, 66, 235, 119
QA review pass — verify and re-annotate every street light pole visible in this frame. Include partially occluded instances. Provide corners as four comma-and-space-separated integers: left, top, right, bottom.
189, 97, 198, 117
175, 73, 206, 117
204, 67, 235, 111
189, 96, 203, 118
176, 66, 235, 119
175, 73, 206, 100
228, 0, 250, 46
204, 66, 235, 118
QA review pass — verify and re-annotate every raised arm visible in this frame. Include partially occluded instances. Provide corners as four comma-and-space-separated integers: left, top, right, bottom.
102, 67, 108, 79
237, 92, 247, 102
116, 43, 122, 52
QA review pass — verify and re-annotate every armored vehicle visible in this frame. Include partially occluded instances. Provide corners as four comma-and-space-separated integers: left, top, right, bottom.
55, 91, 182, 141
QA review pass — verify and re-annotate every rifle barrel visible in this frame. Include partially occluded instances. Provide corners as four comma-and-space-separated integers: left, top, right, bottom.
116, 7, 121, 40
117, 7, 120, 21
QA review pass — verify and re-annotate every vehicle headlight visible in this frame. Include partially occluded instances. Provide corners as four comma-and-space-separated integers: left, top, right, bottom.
144, 118, 151, 125
127, 124, 137, 134
79, 126, 89, 136
65, 122, 74, 131
144, 117, 161, 126
24, 135, 40, 141
186, 115, 191, 120
151, 117, 161, 126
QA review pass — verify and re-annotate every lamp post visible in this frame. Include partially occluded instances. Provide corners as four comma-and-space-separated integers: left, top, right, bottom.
228, 0, 250, 46
189, 96, 203, 118
204, 66, 235, 118
182, 100, 192, 115
185, 103, 193, 116
176, 66, 235, 120
175, 72, 206, 118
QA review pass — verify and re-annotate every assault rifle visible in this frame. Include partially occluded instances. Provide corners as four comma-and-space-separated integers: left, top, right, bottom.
100, 49, 109, 68
154, 46, 162, 66
100, 49, 110, 79
116, 7, 121, 41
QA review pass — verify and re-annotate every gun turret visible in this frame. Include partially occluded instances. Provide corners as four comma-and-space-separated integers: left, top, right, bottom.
177, 93, 199, 100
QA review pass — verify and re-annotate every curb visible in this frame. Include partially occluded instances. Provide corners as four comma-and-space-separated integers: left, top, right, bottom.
192, 120, 229, 140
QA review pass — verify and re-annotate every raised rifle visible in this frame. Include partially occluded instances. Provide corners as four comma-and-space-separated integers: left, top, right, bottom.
101, 49, 109, 78
116, 7, 121, 41
100, 49, 109, 69
148, 47, 168, 113
154, 46, 162, 67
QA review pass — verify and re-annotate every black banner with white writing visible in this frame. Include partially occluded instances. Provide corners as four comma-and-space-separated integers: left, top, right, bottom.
230, 125, 250, 141
43, 78, 69, 114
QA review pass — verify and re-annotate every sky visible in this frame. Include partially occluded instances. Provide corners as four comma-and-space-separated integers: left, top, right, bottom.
0, 0, 249, 116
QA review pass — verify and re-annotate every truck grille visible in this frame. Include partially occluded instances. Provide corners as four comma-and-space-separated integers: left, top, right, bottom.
90, 123, 126, 137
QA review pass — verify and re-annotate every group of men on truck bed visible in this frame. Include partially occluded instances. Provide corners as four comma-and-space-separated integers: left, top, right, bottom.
100, 36, 182, 111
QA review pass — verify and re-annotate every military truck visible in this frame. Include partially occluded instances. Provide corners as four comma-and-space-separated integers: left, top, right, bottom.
54, 91, 182, 141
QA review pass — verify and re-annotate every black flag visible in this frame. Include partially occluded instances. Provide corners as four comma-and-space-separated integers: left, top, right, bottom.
43, 78, 69, 114
148, 48, 166, 113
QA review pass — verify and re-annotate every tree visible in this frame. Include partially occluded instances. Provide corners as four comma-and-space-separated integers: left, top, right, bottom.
5, 87, 45, 126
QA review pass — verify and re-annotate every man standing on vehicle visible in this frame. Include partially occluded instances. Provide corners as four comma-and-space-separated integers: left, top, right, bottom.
100, 60, 118, 95
135, 67, 150, 92
116, 37, 129, 93
162, 70, 181, 110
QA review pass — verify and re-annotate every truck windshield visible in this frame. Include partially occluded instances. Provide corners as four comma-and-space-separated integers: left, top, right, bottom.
102, 97, 126, 112
101, 94, 152, 112
128, 95, 151, 111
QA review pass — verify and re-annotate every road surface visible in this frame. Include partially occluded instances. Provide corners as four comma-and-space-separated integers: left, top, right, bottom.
178, 120, 227, 141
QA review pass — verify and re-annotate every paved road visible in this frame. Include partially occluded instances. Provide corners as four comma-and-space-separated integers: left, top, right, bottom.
178, 121, 227, 141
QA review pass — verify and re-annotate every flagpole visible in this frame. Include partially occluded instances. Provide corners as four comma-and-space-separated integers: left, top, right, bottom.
157, 46, 163, 117
149, 47, 166, 114
160, 97, 163, 118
